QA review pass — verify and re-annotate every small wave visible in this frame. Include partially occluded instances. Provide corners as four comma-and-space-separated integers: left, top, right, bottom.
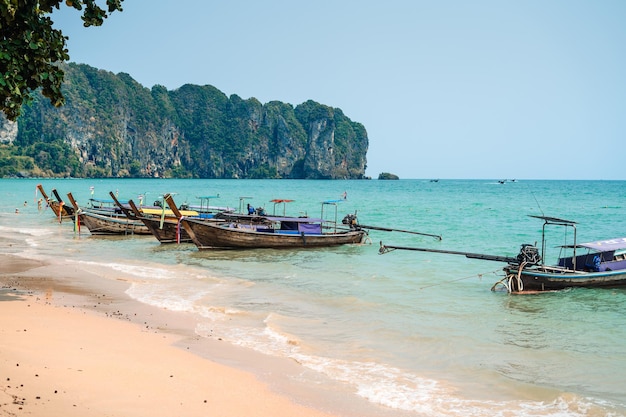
193, 314, 624, 417
126, 281, 232, 317
72, 259, 209, 282
126, 282, 202, 312
0, 225, 53, 237
25, 238, 40, 248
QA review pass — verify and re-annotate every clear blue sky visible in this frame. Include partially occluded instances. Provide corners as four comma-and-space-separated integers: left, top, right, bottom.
52, 1, 626, 180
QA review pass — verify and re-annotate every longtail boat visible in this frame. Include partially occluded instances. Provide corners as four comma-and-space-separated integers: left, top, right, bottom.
66, 193, 151, 236
132, 201, 194, 244
36, 184, 74, 221
109, 192, 235, 244
114, 193, 194, 244
164, 193, 367, 250
379, 215, 626, 293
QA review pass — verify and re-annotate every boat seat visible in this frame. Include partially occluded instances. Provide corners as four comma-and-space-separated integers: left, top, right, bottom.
601, 259, 626, 272
584, 255, 601, 272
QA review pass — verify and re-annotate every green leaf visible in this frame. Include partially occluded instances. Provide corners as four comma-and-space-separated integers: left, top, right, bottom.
0, 0, 125, 120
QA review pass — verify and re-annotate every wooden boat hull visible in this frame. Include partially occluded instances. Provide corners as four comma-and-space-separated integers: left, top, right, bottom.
504, 265, 626, 291
138, 217, 192, 243
182, 218, 366, 249
36, 184, 74, 220
77, 210, 152, 235
48, 201, 74, 220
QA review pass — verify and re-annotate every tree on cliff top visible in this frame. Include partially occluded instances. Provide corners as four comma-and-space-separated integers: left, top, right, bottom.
0, 0, 123, 121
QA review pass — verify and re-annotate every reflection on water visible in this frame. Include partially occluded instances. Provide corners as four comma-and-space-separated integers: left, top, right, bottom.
494, 288, 626, 402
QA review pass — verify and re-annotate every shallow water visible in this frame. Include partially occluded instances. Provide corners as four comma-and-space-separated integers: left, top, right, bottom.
2, 178, 626, 416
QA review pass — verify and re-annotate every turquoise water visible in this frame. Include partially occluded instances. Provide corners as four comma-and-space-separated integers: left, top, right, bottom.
2, 178, 626, 416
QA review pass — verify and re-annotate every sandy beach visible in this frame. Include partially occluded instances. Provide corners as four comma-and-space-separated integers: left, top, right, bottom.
0, 254, 346, 417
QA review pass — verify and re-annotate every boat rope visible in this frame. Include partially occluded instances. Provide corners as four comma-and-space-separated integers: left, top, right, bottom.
418, 268, 502, 290
178, 216, 185, 244
74, 210, 81, 234
72, 208, 84, 235
490, 262, 526, 293
513, 262, 526, 292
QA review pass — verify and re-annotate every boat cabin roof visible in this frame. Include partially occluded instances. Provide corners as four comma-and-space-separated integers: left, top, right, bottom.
90, 197, 129, 205
529, 215, 577, 225
142, 208, 199, 217
265, 216, 324, 223
572, 237, 626, 252
184, 205, 234, 212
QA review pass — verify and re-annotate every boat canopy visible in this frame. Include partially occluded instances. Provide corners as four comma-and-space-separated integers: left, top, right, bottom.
185, 205, 234, 212
576, 238, 626, 252
529, 215, 577, 225
141, 208, 199, 217
265, 216, 323, 223
90, 197, 129, 204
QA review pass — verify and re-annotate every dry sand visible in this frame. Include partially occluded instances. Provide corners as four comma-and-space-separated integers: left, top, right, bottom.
0, 254, 344, 417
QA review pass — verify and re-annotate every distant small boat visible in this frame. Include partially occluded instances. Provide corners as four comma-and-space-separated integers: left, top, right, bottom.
380, 215, 626, 293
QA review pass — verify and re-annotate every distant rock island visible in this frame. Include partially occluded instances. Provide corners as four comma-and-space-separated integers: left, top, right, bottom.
378, 172, 399, 180
0, 63, 368, 179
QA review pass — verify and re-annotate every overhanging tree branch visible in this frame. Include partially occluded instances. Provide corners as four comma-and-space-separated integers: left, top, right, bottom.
0, 0, 123, 121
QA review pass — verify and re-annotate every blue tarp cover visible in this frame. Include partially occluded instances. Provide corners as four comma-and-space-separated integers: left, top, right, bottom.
577, 237, 626, 252
298, 223, 322, 234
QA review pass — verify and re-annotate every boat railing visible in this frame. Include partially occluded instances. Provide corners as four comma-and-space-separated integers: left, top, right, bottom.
532, 215, 578, 270
530, 265, 587, 274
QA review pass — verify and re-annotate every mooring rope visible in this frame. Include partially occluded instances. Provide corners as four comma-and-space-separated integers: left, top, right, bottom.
490, 262, 527, 292
417, 268, 502, 290
512, 261, 526, 292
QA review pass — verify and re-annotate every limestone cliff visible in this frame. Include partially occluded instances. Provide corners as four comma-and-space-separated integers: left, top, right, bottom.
1, 63, 368, 179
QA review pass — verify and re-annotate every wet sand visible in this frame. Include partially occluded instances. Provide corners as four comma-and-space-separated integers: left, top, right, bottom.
0, 254, 348, 417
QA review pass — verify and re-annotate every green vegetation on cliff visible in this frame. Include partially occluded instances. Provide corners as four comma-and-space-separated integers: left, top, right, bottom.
0, 63, 368, 179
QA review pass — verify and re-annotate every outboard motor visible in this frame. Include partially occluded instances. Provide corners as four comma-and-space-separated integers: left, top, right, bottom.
516, 244, 541, 265
342, 214, 359, 229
